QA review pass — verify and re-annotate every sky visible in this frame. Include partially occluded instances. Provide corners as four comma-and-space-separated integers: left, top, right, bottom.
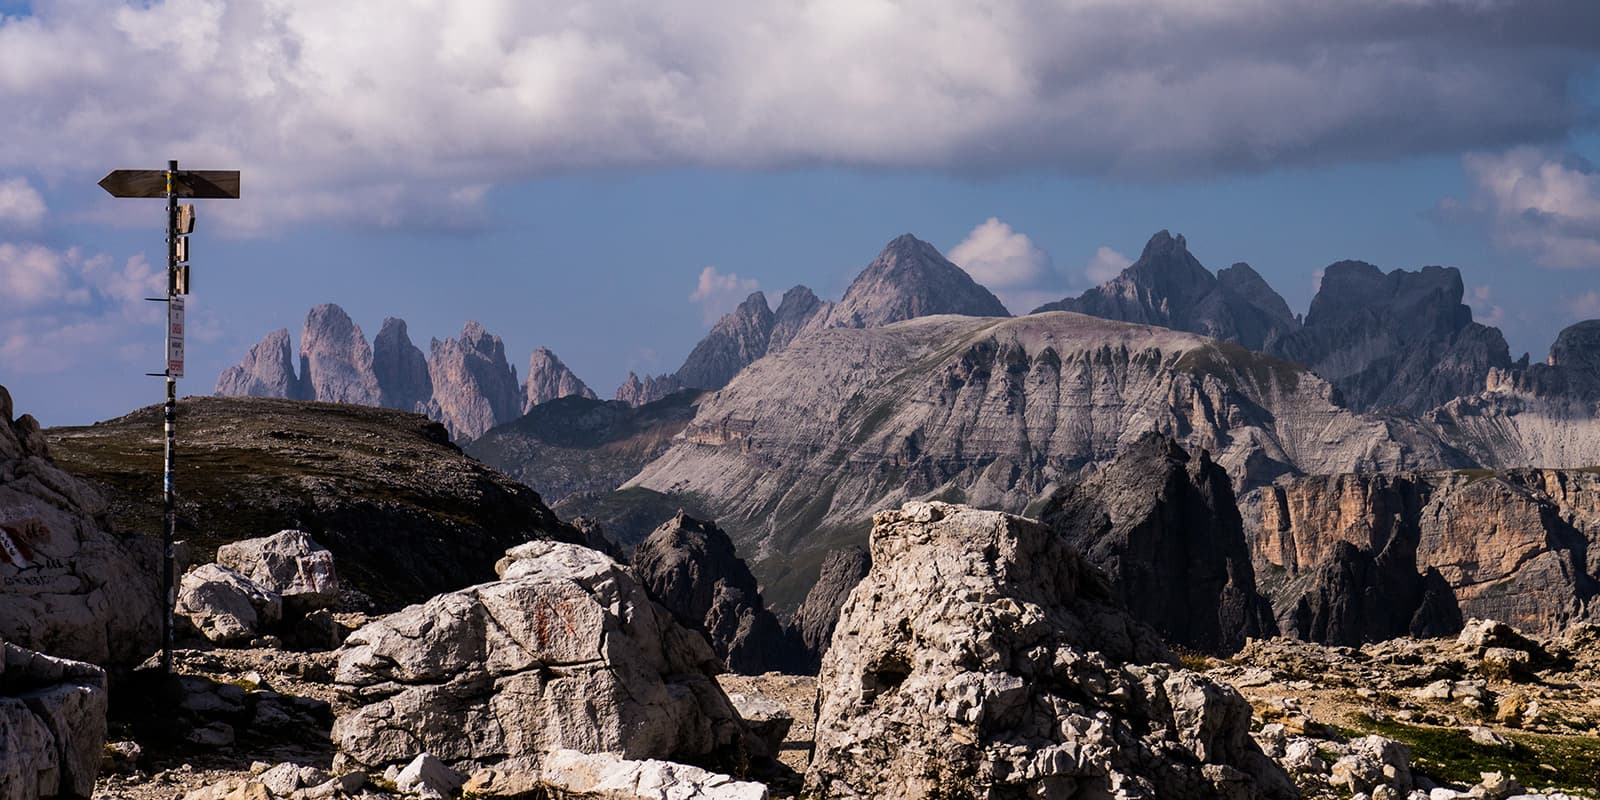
2, 0, 1599, 426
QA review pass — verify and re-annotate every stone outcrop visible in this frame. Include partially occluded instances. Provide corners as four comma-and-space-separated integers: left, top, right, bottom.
1038, 434, 1276, 654
812, 234, 1010, 329
767, 285, 825, 352
1243, 469, 1600, 644
214, 329, 307, 400
299, 304, 382, 406
47, 396, 583, 611
524, 347, 597, 411
372, 317, 433, 413
1269, 260, 1513, 414
1033, 231, 1299, 352
1548, 319, 1600, 376
465, 392, 702, 509
0, 639, 108, 800
174, 563, 284, 645
614, 372, 684, 408
676, 292, 779, 391
214, 530, 339, 614
0, 385, 161, 667
332, 540, 749, 772
622, 312, 1465, 610
428, 321, 522, 441
789, 546, 870, 671
804, 502, 1293, 799
629, 512, 796, 674
503, 749, 770, 800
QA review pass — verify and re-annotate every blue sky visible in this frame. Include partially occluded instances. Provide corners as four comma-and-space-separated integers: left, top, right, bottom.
2, 1, 1599, 426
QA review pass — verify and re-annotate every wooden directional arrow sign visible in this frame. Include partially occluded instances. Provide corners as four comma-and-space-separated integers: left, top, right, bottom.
98, 169, 241, 199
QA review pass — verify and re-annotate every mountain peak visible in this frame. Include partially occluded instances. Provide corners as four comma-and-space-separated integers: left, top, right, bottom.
819, 234, 1009, 329
525, 347, 597, 411
1139, 229, 1187, 260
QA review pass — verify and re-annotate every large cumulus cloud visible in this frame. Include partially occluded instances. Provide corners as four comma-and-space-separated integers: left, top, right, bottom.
2, 0, 1597, 232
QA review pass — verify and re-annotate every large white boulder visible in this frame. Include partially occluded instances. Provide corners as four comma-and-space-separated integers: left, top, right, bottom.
804, 502, 1295, 800
175, 563, 283, 644
331, 541, 750, 772
215, 530, 339, 613
0, 639, 108, 800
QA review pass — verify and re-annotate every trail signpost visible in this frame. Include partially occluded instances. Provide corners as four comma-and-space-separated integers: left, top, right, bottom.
100, 160, 239, 672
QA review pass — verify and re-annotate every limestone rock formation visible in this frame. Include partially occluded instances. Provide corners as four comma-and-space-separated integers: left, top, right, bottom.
214, 329, 307, 400
372, 317, 433, 413
675, 292, 778, 391
465, 392, 702, 507
0, 639, 108, 800
812, 234, 1009, 329
1269, 260, 1513, 414
1038, 433, 1276, 654
428, 321, 523, 440
523, 347, 597, 411
214, 530, 339, 614
768, 285, 825, 352
623, 312, 1464, 610
174, 563, 284, 645
804, 502, 1293, 800
614, 372, 684, 408
298, 304, 382, 406
629, 512, 796, 674
47, 396, 583, 611
789, 546, 870, 671
1032, 232, 1300, 352
1548, 319, 1600, 376
331, 540, 749, 772
532, 750, 769, 800
0, 385, 161, 667
1243, 468, 1600, 643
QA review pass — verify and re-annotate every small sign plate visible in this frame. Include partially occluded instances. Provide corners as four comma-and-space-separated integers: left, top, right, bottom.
167, 297, 186, 377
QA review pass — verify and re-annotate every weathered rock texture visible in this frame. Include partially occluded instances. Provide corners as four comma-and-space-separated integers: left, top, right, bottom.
1244, 468, 1600, 644
524, 347, 598, 411
812, 234, 1010, 329
531, 750, 769, 800
0, 385, 160, 667
465, 391, 701, 507
214, 329, 307, 400
624, 312, 1464, 610
789, 546, 871, 671
804, 502, 1293, 800
332, 540, 749, 772
614, 372, 684, 409
1034, 231, 1299, 352
214, 530, 339, 614
372, 317, 433, 413
46, 397, 582, 611
1548, 319, 1600, 376
0, 639, 108, 800
1038, 434, 1276, 654
174, 563, 283, 645
630, 513, 796, 674
428, 321, 523, 440
299, 304, 382, 406
1269, 260, 1513, 414
675, 292, 779, 391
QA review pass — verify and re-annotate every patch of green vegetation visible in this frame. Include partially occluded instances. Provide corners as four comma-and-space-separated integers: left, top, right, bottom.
1453, 468, 1499, 485
1173, 342, 1303, 393
1343, 714, 1600, 792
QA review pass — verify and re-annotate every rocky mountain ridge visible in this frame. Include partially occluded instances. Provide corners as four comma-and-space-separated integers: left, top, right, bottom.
216, 306, 595, 440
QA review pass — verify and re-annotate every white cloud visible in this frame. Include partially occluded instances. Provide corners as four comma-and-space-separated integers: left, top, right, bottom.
1084, 246, 1132, 284
688, 266, 760, 325
1460, 148, 1600, 269
950, 218, 1051, 288
0, 241, 163, 375
0, 177, 45, 229
1565, 290, 1600, 320
1468, 285, 1506, 326
1, 1, 1596, 233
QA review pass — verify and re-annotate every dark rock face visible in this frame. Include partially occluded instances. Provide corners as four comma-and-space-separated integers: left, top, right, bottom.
427, 321, 522, 440
523, 347, 597, 411
215, 329, 307, 400
299, 304, 382, 406
817, 234, 1010, 328
789, 546, 870, 671
614, 372, 683, 408
675, 292, 779, 391
1549, 319, 1600, 378
464, 391, 701, 506
1268, 261, 1512, 413
372, 317, 432, 413
1244, 469, 1600, 644
1038, 433, 1277, 654
46, 397, 584, 611
1033, 231, 1299, 352
629, 512, 796, 674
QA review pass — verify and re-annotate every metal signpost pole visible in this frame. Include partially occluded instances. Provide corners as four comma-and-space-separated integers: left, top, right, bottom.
99, 162, 239, 675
